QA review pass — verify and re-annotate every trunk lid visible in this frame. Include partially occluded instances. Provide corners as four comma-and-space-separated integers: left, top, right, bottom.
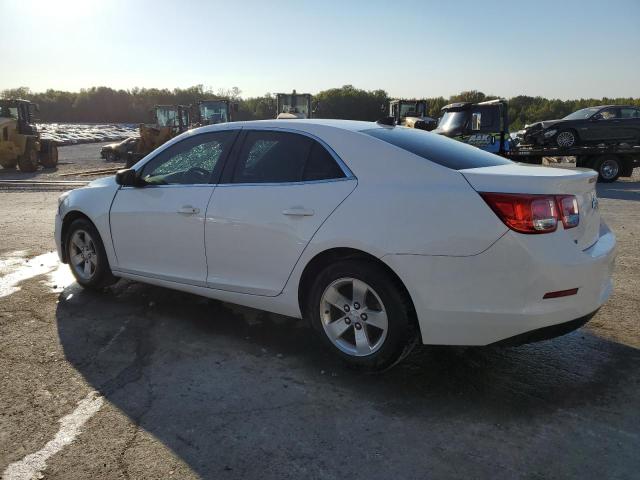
461, 164, 600, 250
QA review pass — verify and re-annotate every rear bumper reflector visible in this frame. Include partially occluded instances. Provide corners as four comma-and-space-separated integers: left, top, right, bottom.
543, 288, 579, 299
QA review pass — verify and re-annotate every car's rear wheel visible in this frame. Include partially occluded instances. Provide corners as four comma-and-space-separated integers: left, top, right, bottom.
555, 130, 578, 148
66, 218, 118, 289
307, 260, 417, 371
595, 155, 621, 183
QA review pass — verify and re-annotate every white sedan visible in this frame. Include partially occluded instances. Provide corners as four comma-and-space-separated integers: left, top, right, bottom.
55, 119, 616, 370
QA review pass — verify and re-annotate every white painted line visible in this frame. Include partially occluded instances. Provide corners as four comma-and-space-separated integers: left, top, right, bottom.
2, 391, 104, 480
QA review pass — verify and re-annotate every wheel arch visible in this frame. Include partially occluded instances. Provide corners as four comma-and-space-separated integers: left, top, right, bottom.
60, 210, 98, 263
297, 247, 419, 333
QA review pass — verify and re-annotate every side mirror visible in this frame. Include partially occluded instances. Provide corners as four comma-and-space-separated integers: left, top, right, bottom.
115, 168, 140, 187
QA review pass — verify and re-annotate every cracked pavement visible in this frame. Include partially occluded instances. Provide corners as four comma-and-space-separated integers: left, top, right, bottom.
0, 147, 639, 479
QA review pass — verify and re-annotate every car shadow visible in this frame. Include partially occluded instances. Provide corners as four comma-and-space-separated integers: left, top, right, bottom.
55, 280, 640, 478
597, 178, 640, 202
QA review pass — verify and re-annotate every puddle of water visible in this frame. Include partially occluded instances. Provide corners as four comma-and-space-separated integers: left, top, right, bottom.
0, 251, 75, 298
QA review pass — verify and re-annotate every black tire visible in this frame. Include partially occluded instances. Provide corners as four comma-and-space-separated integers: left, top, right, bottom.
65, 218, 118, 289
0, 155, 18, 169
306, 259, 418, 371
105, 150, 117, 162
40, 142, 58, 168
555, 129, 578, 148
595, 155, 621, 183
18, 138, 39, 172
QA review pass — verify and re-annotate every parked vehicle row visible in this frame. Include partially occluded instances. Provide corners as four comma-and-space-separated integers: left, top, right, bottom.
55, 119, 616, 370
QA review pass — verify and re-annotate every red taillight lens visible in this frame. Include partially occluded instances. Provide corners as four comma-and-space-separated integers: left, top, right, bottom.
480, 193, 558, 234
557, 195, 580, 229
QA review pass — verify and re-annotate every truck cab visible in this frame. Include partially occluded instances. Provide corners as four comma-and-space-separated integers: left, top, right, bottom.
434, 99, 510, 154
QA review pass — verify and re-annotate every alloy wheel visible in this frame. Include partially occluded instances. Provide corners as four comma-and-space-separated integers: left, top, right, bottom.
320, 277, 389, 356
556, 131, 576, 148
69, 229, 98, 280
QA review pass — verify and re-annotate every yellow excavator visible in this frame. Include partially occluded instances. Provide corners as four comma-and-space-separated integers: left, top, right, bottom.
0, 99, 58, 172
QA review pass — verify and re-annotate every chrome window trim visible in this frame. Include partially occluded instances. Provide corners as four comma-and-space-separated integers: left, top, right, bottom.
127, 125, 356, 187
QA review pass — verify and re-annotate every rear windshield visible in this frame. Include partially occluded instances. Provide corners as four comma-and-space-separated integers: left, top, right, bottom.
361, 127, 513, 170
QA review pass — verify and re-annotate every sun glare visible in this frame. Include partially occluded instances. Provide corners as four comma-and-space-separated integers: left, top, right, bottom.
24, 0, 99, 19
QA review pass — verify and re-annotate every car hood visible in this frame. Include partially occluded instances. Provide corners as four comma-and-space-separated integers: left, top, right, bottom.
87, 176, 118, 188
524, 119, 564, 132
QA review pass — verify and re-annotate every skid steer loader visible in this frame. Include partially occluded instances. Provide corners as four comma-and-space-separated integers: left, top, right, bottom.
0, 99, 58, 172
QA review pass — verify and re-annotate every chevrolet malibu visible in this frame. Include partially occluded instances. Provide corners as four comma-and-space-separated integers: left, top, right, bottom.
55, 119, 616, 370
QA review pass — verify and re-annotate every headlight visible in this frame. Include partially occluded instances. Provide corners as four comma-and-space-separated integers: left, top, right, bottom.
543, 129, 558, 138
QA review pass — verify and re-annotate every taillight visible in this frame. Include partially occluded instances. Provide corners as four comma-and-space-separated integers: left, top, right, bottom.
556, 195, 579, 229
480, 193, 557, 233
480, 192, 579, 234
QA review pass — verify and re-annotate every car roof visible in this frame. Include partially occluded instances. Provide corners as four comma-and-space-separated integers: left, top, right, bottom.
195, 118, 383, 134
583, 105, 637, 110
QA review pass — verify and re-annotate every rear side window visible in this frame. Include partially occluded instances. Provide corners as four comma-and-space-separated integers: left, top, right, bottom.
361, 127, 513, 170
232, 130, 345, 183
303, 142, 345, 181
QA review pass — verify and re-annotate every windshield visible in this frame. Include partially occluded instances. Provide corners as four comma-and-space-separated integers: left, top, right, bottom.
0, 106, 19, 119
399, 102, 425, 118
199, 102, 228, 124
156, 108, 179, 128
563, 107, 600, 120
437, 111, 468, 132
277, 96, 310, 116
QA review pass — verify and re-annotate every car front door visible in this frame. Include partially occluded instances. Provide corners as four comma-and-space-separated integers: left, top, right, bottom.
109, 130, 238, 285
588, 107, 619, 141
204, 129, 356, 296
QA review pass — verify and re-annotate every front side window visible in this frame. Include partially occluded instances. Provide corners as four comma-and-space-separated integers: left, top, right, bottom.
598, 108, 618, 120
141, 131, 236, 185
563, 107, 601, 120
232, 131, 345, 184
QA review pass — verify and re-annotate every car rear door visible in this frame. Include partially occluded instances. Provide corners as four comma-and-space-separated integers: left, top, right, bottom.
618, 107, 640, 142
204, 129, 356, 296
109, 130, 238, 285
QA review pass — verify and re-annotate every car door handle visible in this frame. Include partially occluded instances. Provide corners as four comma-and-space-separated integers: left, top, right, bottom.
177, 205, 200, 215
282, 207, 314, 217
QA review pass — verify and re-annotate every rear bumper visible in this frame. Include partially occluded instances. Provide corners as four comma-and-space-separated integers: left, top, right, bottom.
382, 222, 616, 346
490, 309, 598, 347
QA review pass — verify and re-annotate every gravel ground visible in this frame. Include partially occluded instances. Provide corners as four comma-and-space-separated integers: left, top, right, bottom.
0, 145, 638, 479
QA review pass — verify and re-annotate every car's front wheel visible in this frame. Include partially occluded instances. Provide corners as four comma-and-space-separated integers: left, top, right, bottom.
555, 130, 578, 148
66, 218, 118, 289
307, 260, 418, 371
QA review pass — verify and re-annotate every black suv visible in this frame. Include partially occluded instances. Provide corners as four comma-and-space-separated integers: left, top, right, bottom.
520, 105, 640, 148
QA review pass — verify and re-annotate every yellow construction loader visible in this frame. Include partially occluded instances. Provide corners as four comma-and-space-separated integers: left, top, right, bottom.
122, 105, 190, 167
0, 99, 58, 172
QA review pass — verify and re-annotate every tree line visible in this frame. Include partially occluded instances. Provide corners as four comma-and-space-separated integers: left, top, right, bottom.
3, 85, 639, 130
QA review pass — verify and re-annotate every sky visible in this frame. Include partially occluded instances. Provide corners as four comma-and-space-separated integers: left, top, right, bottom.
1, 0, 639, 100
